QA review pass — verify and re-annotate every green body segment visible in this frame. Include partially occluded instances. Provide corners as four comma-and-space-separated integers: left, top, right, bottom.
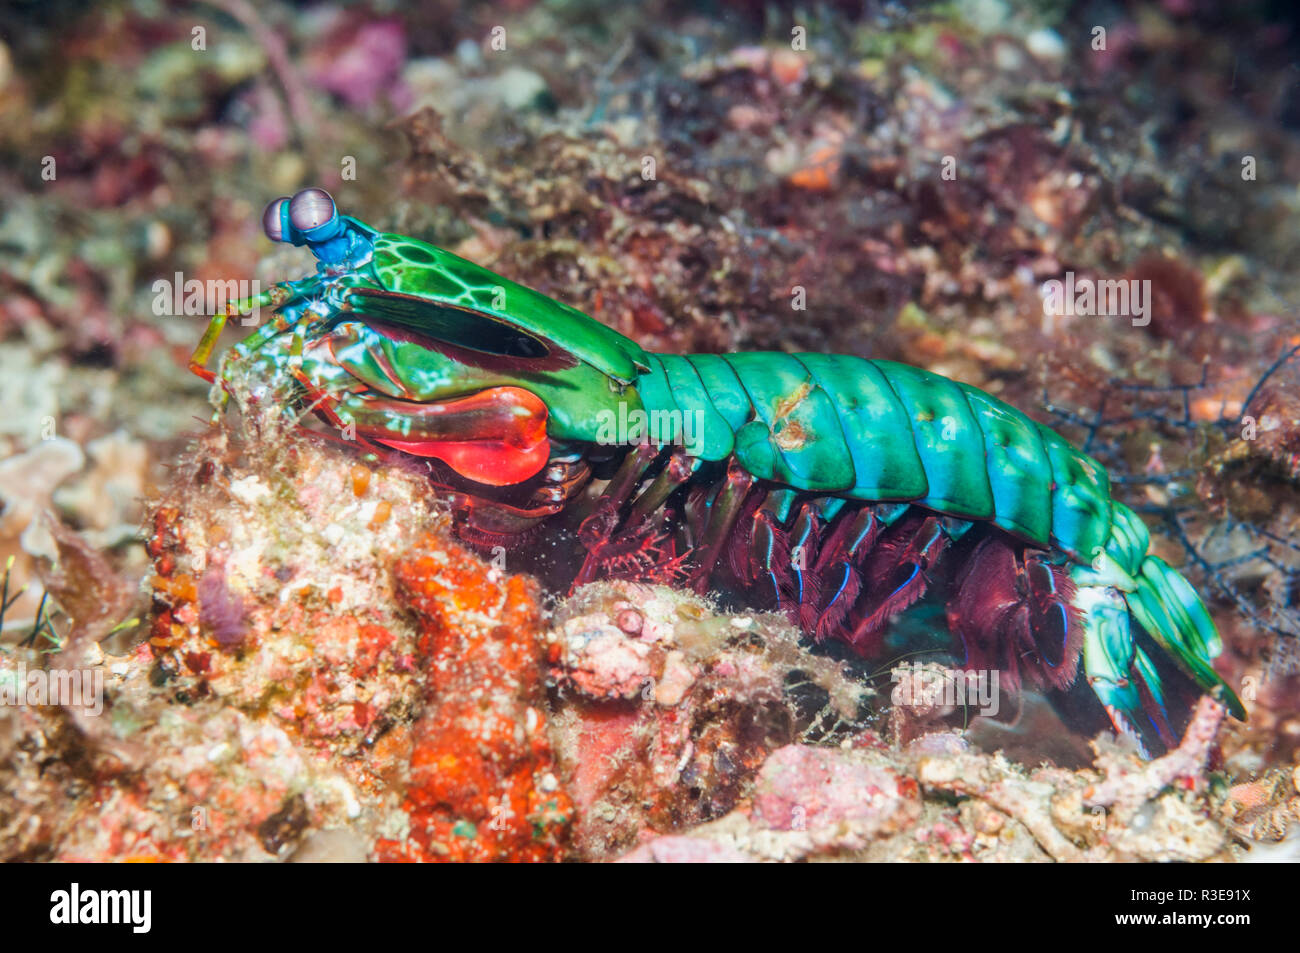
724, 352, 857, 491
1126, 555, 1241, 717
1105, 501, 1152, 577
955, 383, 1054, 544
629, 351, 1109, 557
1035, 424, 1113, 563
869, 360, 996, 521
638, 355, 736, 460
795, 354, 928, 501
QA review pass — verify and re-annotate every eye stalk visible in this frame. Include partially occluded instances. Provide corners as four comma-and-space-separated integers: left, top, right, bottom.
261, 186, 370, 267
262, 196, 290, 242
289, 187, 337, 232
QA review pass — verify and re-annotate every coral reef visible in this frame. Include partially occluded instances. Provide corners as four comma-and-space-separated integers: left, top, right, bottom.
546, 580, 870, 858
0, 401, 570, 860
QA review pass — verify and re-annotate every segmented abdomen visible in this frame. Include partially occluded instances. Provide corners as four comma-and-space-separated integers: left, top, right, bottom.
637, 352, 1114, 563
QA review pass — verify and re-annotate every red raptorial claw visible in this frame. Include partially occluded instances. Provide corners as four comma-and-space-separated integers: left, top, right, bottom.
363, 386, 550, 487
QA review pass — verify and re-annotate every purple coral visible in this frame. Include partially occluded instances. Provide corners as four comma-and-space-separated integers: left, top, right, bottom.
198, 568, 248, 649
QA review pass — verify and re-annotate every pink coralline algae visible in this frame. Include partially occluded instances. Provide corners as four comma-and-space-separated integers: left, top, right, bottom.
751, 744, 923, 840
306, 18, 407, 110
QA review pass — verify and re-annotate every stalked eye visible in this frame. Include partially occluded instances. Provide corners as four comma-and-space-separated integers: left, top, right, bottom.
262, 196, 289, 241
289, 188, 336, 231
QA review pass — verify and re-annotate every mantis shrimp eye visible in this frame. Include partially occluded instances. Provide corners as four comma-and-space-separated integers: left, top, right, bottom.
289, 188, 337, 231
262, 197, 289, 241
